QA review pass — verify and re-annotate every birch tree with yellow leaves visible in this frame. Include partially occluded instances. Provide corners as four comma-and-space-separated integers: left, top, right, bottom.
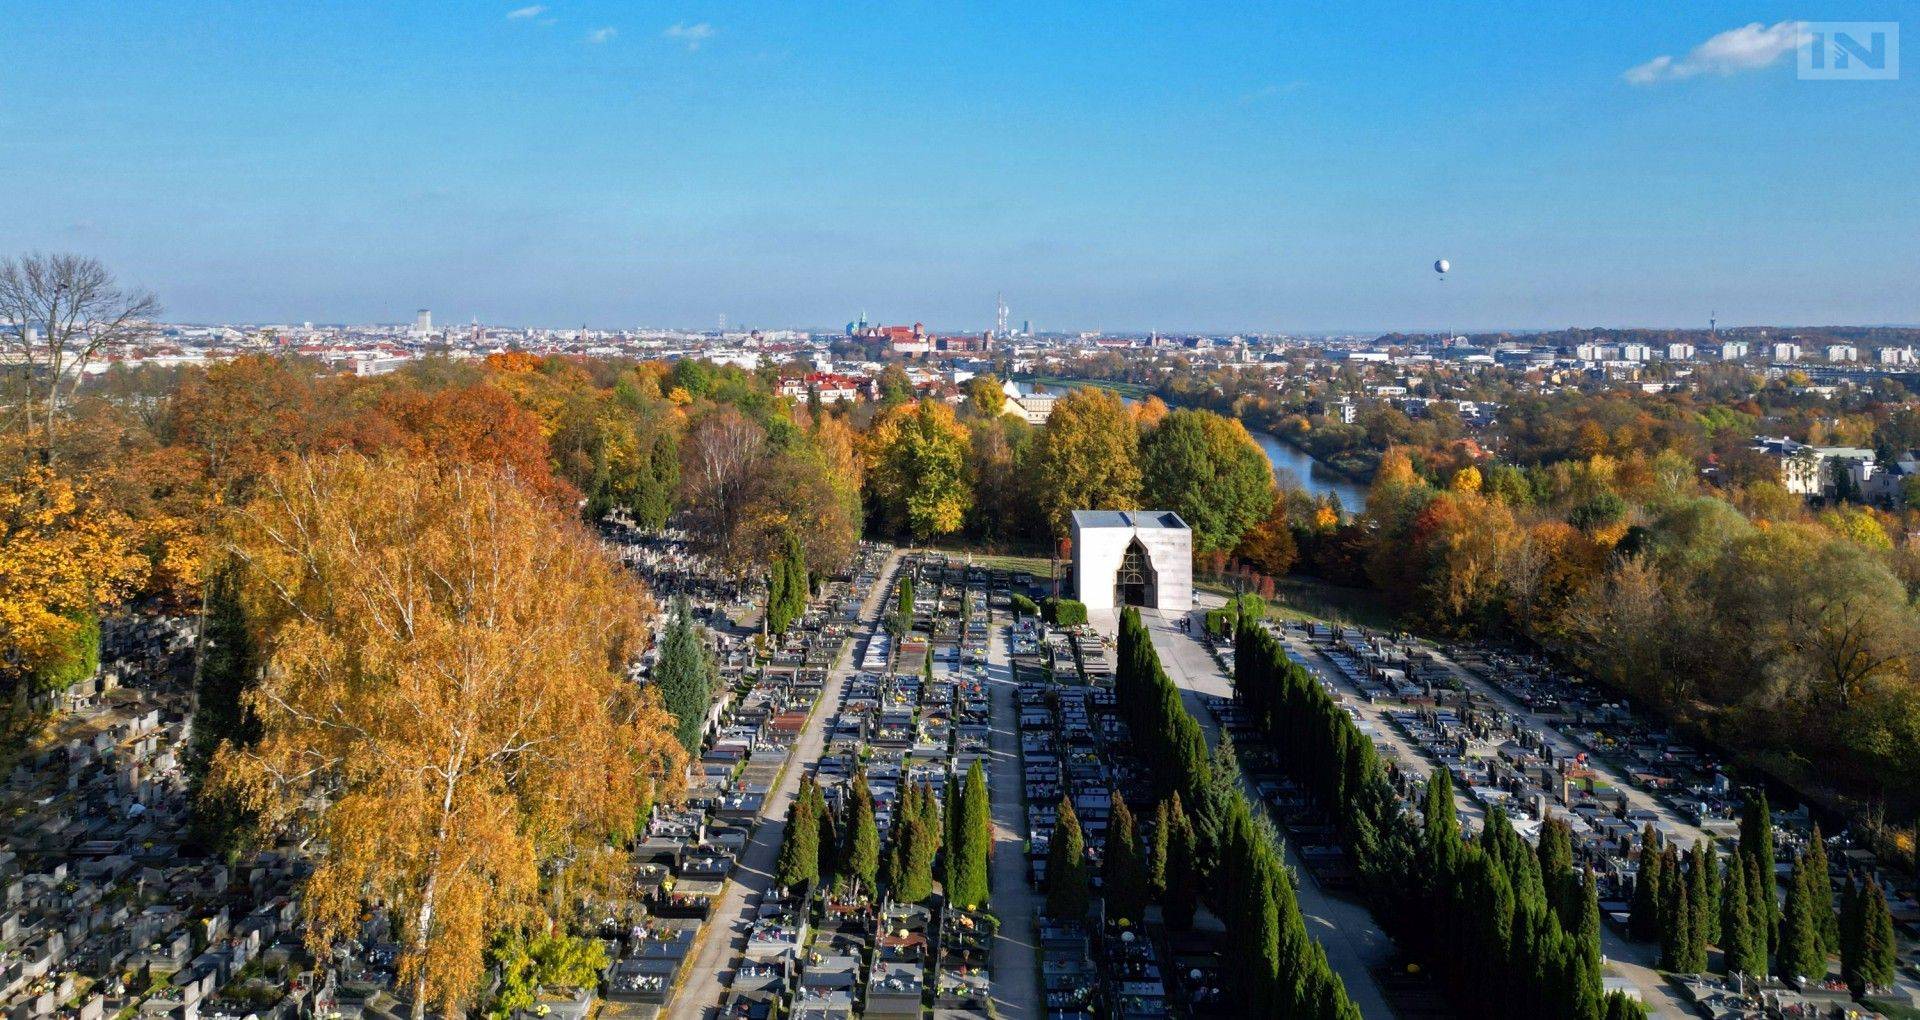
207, 454, 685, 1019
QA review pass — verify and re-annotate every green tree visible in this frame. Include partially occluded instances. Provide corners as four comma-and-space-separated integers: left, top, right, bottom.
1139, 409, 1276, 553
1147, 797, 1172, 900
867, 398, 972, 539
1721, 854, 1761, 976
1629, 827, 1663, 942
1804, 825, 1838, 958
1777, 852, 1825, 983
188, 561, 261, 852
1858, 875, 1897, 994
947, 761, 991, 909
841, 769, 880, 898
1686, 839, 1715, 968
893, 815, 936, 903
766, 529, 808, 635
888, 575, 915, 638
776, 776, 820, 890
1102, 792, 1149, 924
1661, 869, 1694, 971
655, 596, 715, 755
1045, 795, 1089, 919
956, 760, 990, 906
1839, 873, 1863, 992
877, 363, 914, 407
1027, 387, 1141, 538
965, 374, 1007, 418
811, 779, 836, 886
1740, 792, 1778, 952
1162, 795, 1197, 930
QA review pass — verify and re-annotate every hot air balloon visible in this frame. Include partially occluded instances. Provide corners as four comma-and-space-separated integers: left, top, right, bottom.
1433, 259, 1450, 275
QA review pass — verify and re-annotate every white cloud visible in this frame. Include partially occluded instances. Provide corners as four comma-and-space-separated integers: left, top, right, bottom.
506, 5, 546, 19
1625, 20, 1806, 84
663, 21, 714, 51
586, 26, 617, 44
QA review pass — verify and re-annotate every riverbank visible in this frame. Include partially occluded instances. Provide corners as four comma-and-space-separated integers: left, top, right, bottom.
1013, 374, 1372, 512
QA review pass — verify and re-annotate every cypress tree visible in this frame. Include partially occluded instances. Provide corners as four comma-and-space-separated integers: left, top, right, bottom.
915, 781, 942, 859
1699, 836, 1722, 943
942, 775, 961, 892
1045, 795, 1089, 919
1804, 825, 1838, 958
1103, 793, 1149, 924
1721, 854, 1759, 976
1661, 872, 1693, 972
655, 596, 715, 755
1839, 873, 1863, 993
1148, 798, 1171, 900
1602, 990, 1649, 1020
948, 762, 992, 909
811, 780, 836, 886
841, 769, 880, 899
1859, 875, 1896, 994
1163, 797, 1198, 930
188, 560, 261, 853
1536, 816, 1578, 929
1574, 867, 1605, 1015
894, 816, 935, 903
776, 776, 820, 890
1740, 792, 1778, 951
1686, 840, 1713, 970
1777, 852, 1823, 984
1629, 828, 1663, 942
1745, 851, 1771, 966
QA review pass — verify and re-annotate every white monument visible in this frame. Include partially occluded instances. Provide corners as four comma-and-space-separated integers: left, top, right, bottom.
1069, 510, 1192, 613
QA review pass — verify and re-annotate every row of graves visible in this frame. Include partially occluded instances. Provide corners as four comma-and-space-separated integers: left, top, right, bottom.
603, 525, 765, 634
718, 553, 1002, 1019
1278, 621, 1920, 1015
1443, 645, 1920, 1009
1, 617, 340, 1020
1015, 675, 1233, 1019
610, 543, 887, 1015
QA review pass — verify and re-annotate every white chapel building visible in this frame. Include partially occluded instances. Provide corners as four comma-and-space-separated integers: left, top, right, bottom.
1069, 510, 1193, 613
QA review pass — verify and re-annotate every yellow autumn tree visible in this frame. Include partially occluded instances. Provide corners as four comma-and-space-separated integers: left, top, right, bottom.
0, 461, 143, 690
866, 398, 971, 540
1027, 387, 1141, 538
208, 454, 685, 1019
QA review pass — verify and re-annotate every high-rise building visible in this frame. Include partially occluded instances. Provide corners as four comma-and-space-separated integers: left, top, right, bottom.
412, 309, 433, 335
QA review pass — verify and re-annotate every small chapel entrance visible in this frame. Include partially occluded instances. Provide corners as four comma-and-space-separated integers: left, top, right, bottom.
1114, 537, 1157, 608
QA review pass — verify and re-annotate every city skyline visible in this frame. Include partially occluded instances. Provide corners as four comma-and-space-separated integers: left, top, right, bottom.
2, 3, 1915, 332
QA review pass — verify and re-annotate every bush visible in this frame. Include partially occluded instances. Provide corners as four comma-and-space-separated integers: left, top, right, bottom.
1043, 597, 1088, 627
1203, 607, 1234, 638
1011, 593, 1040, 618
32, 612, 100, 692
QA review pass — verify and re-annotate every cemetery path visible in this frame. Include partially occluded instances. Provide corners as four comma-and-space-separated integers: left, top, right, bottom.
677, 549, 903, 1020
1271, 620, 1700, 1018
1127, 608, 1401, 1020
980, 616, 1041, 1020
1420, 645, 1713, 851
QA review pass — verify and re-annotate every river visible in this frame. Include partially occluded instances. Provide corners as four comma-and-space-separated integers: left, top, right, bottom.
1252, 431, 1370, 513
1094, 384, 1369, 512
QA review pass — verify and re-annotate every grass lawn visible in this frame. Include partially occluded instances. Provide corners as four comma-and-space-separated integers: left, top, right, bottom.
1202, 574, 1401, 631
914, 542, 1057, 579
1022, 376, 1151, 400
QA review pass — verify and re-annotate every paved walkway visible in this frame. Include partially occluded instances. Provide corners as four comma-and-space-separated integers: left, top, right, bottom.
979, 613, 1040, 1020
673, 550, 902, 1020
1092, 607, 1399, 1019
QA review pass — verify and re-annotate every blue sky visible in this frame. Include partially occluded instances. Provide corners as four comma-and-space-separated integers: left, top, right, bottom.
1, 2, 1914, 332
